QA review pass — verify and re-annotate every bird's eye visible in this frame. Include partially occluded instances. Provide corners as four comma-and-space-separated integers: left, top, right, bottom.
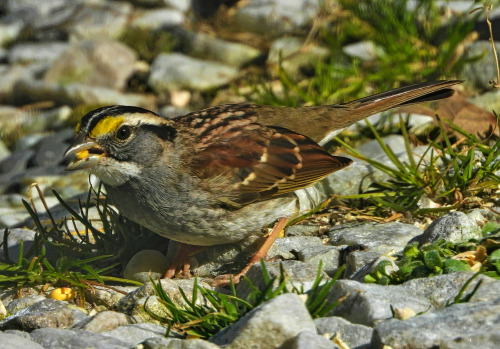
116, 125, 132, 141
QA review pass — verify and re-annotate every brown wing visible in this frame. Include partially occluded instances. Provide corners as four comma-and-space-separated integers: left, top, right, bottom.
182, 105, 352, 204
265, 126, 351, 195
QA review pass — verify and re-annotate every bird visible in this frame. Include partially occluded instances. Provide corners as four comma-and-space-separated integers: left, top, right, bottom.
64, 80, 462, 283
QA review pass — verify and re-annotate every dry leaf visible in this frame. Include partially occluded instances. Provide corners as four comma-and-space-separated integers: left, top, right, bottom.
398, 90, 498, 139
452, 245, 487, 272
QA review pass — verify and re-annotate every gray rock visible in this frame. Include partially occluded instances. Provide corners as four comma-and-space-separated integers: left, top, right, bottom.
178, 30, 262, 68
462, 41, 500, 90
344, 250, 383, 279
128, 0, 165, 7
439, 332, 500, 349
285, 222, 323, 237
4, 0, 71, 20
0, 106, 32, 143
297, 245, 341, 276
329, 222, 423, 253
7, 190, 98, 233
83, 285, 137, 310
101, 323, 169, 347
0, 228, 36, 262
13, 80, 156, 108
192, 0, 227, 18
1, 163, 72, 196
0, 287, 44, 306
144, 337, 221, 348
466, 208, 488, 225
123, 249, 169, 282
44, 39, 137, 91
405, 113, 436, 134
282, 330, 339, 349
0, 332, 44, 349
0, 148, 34, 176
267, 37, 306, 61
232, 0, 322, 35
73, 310, 134, 333
32, 129, 74, 167
18, 173, 90, 208
30, 328, 129, 349
236, 260, 327, 301
349, 254, 399, 282
0, 107, 72, 151
267, 37, 329, 78
0, 47, 7, 62
406, 0, 475, 13
356, 135, 407, 164
325, 279, 433, 326
268, 236, 324, 260
411, 211, 482, 244
188, 234, 265, 278
210, 293, 316, 349
15, 134, 48, 151
315, 316, 372, 349
372, 297, 500, 349
117, 279, 212, 322
342, 41, 380, 61
0, 64, 39, 103
66, 1, 132, 40
0, 17, 24, 47
345, 112, 386, 134
123, 294, 172, 326
469, 89, 500, 115
8, 42, 69, 65
312, 160, 390, 197
3, 329, 32, 339
0, 106, 30, 143
131, 9, 185, 30
0, 193, 26, 211
0, 206, 32, 229
16, 169, 86, 197
5, 0, 79, 41
402, 272, 500, 307
149, 53, 238, 92
6, 295, 47, 315
163, 0, 191, 13
159, 105, 192, 119
0, 139, 10, 163
34, 106, 73, 131
0, 299, 88, 331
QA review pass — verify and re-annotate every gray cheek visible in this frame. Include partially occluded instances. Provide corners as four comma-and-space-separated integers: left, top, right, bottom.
120, 134, 165, 166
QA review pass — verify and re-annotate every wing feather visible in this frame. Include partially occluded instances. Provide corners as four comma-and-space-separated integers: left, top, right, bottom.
182, 105, 352, 204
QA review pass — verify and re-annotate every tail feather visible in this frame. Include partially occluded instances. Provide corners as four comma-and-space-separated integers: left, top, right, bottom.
254, 80, 463, 144
344, 80, 463, 121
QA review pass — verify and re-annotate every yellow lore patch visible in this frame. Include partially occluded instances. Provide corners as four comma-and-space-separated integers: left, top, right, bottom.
89, 116, 124, 138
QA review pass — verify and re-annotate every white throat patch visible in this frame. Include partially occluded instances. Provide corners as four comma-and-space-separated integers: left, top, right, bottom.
90, 160, 142, 186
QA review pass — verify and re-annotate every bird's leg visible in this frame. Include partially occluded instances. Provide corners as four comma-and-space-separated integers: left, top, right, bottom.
213, 217, 289, 286
163, 241, 206, 279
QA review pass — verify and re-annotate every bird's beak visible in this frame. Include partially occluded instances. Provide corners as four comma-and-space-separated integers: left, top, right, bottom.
64, 139, 105, 171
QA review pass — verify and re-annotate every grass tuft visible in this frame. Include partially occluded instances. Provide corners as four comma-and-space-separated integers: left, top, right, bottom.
0, 182, 142, 298
147, 261, 344, 338
334, 115, 500, 216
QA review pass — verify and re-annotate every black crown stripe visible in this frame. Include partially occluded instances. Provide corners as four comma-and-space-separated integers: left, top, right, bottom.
80, 106, 159, 133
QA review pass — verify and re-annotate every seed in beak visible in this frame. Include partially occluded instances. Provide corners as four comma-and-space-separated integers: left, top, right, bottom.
76, 150, 89, 160
65, 142, 105, 171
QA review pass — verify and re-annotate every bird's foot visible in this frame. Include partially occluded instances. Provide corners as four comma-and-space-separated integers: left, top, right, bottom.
162, 242, 206, 279
210, 217, 289, 287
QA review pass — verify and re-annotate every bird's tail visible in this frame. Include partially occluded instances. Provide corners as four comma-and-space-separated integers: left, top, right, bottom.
342, 80, 462, 124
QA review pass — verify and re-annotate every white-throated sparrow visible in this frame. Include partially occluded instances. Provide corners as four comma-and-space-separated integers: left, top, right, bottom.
64, 80, 461, 280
